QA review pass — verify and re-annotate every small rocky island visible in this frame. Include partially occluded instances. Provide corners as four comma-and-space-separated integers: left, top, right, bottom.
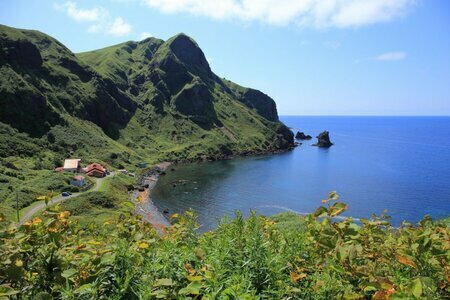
313, 131, 333, 147
295, 131, 312, 140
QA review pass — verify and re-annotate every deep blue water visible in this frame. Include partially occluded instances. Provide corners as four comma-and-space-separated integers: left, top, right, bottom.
152, 117, 450, 230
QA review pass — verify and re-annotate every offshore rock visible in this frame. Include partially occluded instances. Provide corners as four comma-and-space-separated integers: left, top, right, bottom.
313, 131, 333, 147
295, 131, 312, 140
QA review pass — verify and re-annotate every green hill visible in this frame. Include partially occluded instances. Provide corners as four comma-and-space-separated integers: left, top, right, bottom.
0, 24, 293, 216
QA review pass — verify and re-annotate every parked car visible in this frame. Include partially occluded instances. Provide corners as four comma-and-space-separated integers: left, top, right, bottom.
62, 192, 72, 197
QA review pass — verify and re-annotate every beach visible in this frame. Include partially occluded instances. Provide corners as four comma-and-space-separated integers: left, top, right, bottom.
132, 162, 172, 233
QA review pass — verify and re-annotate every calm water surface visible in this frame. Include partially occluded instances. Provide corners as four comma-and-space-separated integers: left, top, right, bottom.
152, 117, 450, 230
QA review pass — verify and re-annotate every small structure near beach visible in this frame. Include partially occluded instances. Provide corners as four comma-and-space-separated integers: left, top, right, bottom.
70, 175, 86, 187
82, 163, 106, 178
63, 159, 81, 173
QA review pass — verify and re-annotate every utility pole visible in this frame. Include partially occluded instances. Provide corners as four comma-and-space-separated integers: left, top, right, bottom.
16, 191, 19, 222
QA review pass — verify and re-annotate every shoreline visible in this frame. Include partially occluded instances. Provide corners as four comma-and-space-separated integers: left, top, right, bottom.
131, 147, 295, 232
132, 162, 172, 233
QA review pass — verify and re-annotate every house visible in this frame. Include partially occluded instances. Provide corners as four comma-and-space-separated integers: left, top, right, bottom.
82, 163, 106, 178
70, 175, 86, 187
63, 159, 81, 173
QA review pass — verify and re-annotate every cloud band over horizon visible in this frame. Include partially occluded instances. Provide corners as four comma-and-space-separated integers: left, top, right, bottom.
143, 0, 417, 28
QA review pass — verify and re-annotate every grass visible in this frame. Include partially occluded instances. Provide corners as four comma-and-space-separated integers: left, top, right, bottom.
56, 174, 135, 227
1, 195, 448, 299
1, 24, 293, 223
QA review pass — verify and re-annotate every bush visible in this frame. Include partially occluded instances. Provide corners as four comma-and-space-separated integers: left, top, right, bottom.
0, 192, 448, 299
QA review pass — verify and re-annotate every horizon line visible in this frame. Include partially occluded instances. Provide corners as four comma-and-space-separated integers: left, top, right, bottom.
279, 114, 450, 117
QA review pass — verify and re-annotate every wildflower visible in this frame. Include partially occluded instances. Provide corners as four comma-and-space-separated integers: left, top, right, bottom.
32, 217, 42, 225
15, 259, 23, 267
58, 211, 70, 220
138, 242, 149, 249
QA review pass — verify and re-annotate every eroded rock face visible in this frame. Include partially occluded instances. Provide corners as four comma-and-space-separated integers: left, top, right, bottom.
168, 34, 212, 80
239, 89, 279, 122
172, 80, 214, 118
0, 39, 43, 69
313, 131, 333, 147
276, 124, 295, 149
295, 131, 312, 140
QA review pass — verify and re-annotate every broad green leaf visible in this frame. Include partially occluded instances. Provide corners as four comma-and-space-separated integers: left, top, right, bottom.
186, 275, 203, 282
61, 268, 77, 279
0, 285, 19, 297
313, 206, 328, 218
328, 202, 348, 217
74, 283, 93, 294
154, 278, 173, 287
409, 278, 422, 298
179, 282, 202, 295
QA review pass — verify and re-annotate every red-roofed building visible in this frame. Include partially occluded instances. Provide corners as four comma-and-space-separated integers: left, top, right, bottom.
82, 163, 106, 178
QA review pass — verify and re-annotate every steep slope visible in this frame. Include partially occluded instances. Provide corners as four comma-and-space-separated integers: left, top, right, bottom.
77, 32, 294, 158
0, 25, 136, 138
0, 25, 293, 213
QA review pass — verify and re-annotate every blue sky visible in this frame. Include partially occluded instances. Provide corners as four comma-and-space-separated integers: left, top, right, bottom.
1, 0, 449, 115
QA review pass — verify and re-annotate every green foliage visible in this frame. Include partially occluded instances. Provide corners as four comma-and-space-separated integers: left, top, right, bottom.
0, 24, 293, 220
0, 195, 448, 299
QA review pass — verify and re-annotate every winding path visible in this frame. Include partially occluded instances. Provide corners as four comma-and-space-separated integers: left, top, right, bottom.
18, 173, 114, 226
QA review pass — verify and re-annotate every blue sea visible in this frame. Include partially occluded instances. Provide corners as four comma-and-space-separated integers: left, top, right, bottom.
152, 116, 450, 230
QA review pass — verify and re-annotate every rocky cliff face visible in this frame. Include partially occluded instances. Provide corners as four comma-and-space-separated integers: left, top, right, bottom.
0, 25, 136, 138
0, 24, 294, 164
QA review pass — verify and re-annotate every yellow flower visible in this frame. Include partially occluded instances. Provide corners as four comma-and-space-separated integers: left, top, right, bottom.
138, 242, 149, 249
15, 259, 23, 267
58, 211, 70, 220
170, 213, 179, 219
32, 217, 42, 225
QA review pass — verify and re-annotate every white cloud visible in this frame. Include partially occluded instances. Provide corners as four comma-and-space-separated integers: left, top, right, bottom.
108, 17, 132, 36
139, 31, 153, 40
56, 1, 103, 22
376, 51, 407, 61
56, 2, 132, 37
142, 0, 416, 28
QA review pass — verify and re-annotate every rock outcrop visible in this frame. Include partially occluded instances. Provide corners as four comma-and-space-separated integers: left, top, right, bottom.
313, 131, 333, 147
295, 131, 312, 140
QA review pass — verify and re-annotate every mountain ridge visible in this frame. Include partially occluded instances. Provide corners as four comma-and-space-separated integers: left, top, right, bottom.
0, 23, 293, 179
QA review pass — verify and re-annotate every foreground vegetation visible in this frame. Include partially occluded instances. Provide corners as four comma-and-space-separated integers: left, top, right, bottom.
1, 193, 448, 299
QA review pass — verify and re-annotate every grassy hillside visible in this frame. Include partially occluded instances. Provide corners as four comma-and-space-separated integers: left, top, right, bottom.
0, 194, 448, 299
0, 25, 294, 219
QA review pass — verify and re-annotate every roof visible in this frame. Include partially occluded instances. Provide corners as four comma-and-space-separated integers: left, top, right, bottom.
83, 163, 105, 173
63, 159, 81, 169
73, 175, 85, 181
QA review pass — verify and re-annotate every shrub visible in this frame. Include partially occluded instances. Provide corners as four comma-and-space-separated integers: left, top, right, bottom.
0, 192, 448, 299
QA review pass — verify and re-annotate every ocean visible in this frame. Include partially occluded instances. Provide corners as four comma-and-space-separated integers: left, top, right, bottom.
151, 116, 450, 230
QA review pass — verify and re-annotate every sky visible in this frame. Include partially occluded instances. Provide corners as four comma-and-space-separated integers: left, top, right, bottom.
1, 0, 449, 115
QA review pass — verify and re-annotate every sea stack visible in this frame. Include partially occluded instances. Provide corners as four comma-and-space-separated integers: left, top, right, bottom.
313, 131, 333, 147
295, 131, 312, 140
